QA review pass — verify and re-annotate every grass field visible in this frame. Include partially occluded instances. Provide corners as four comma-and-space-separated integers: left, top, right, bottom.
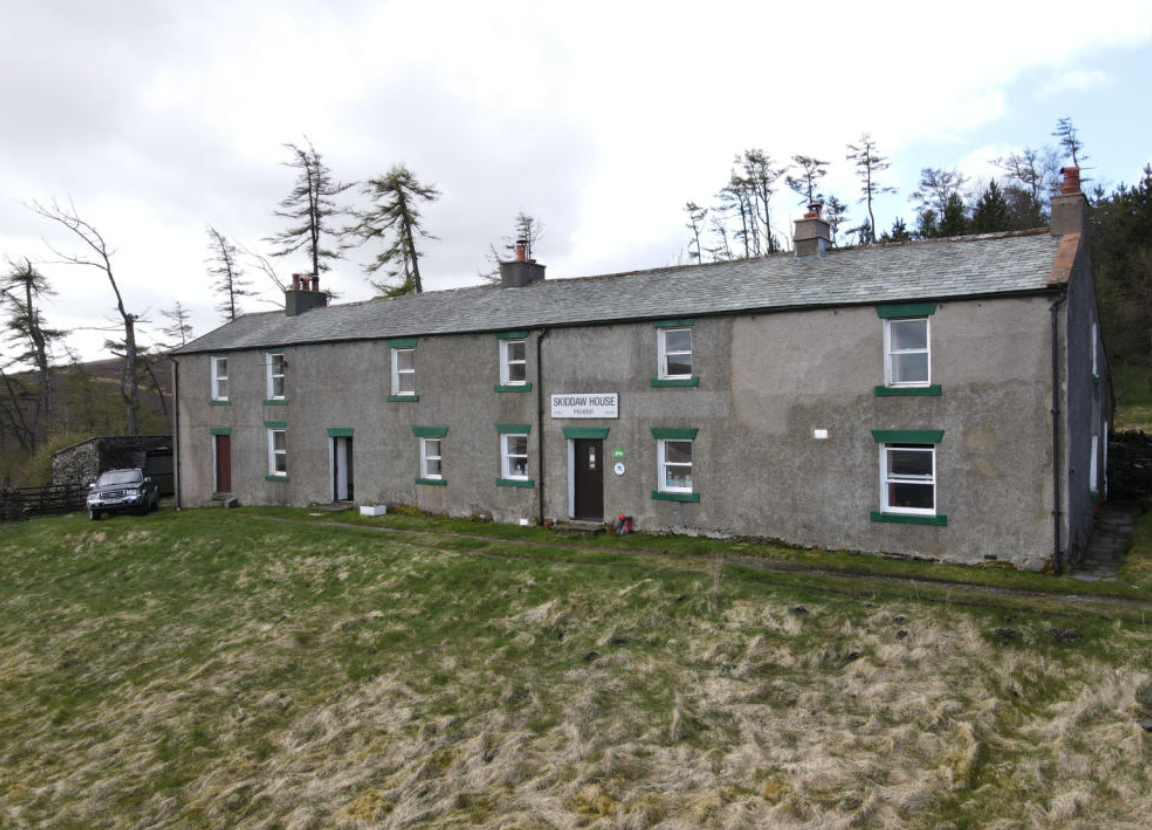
1112, 364, 1152, 433
1, 508, 1151, 829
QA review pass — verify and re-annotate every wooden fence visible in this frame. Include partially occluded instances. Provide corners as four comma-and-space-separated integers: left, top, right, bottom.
0, 483, 89, 522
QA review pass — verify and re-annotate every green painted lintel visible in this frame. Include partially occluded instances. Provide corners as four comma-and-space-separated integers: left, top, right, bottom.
652, 318, 695, 328
209, 352, 229, 357
210, 427, 232, 436
416, 477, 447, 486
651, 377, 700, 388
496, 477, 535, 488
870, 511, 947, 526
387, 395, 420, 403
874, 385, 942, 397
651, 427, 699, 440
263, 347, 284, 353
876, 302, 937, 319
386, 337, 418, 348
494, 383, 533, 393
263, 399, 289, 406
870, 429, 944, 444
495, 330, 530, 340
327, 428, 354, 437
412, 426, 448, 438
209, 400, 231, 406
265, 475, 290, 482
651, 490, 700, 503
563, 427, 610, 439
496, 423, 531, 434
264, 421, 287, 429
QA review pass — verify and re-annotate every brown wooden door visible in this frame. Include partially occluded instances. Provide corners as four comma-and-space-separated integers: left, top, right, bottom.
215, 435, 232, 493
573, 439, 604, 521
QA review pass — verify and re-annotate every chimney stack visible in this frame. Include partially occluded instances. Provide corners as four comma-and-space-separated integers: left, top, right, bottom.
794, 201, 831, 258
285, 272, 329, 316
500, 242, 546, 288
1050, 166, 1088, 237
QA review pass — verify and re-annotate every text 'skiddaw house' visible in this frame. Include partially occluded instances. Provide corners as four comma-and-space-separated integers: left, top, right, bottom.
172, 169, 1109, 571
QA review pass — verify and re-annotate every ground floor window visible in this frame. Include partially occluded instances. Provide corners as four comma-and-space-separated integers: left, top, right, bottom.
502, 434, 529, 480
421, 437, 442, 480
880, 443, 935, 514
657, 439, 693, 493
267, 428, 287, 477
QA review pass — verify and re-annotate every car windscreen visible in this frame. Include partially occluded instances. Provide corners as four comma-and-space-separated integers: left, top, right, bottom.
97, 471, 142, 486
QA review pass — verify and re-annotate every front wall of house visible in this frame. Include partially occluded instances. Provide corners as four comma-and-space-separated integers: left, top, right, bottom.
177, 294, 1058, 568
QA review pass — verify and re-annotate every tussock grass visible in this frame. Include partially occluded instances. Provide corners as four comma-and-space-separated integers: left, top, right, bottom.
0, 510, 1150, 828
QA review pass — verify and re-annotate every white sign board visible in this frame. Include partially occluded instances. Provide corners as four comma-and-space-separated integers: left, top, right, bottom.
551, 392, 619, 419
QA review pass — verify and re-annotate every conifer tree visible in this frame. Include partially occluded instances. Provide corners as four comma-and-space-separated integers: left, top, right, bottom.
824, 196, 850, 247
266, 139, 353, 278
0, 258, 60, 451
938, 193, 970, 237
206, 227, 254, 322
160, 302, 196, 349
684, 202, 708, 264
1053, 117, 1088, 168
785, 155, 829, 205
846, 133, 896, 244
971, 180, 1010, 234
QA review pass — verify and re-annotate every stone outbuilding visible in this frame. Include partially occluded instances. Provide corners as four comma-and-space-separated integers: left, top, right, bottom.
52, 435, 175, 495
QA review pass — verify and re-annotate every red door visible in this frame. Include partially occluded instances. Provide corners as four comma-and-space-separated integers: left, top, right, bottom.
215, 435, 232, 493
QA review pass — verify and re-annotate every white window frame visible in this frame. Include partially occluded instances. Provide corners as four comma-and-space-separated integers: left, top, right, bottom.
501, 433, 529, 481
657, 438, 694, 494
420, 437, 443, 480
211, 355, 229, 401
883, 317, 931, 388
879, 443, 936, 516
1091, 322, 1098, 376
266, 352, 286, 400
391, 347, 416, 396
499, 339, 528, 386
1090, 434, 1099, 495
657, 327, 693, 380
267, 428, 287, 477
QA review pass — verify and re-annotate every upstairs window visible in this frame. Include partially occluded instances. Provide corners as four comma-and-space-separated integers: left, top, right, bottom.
392, 347, 415, 396
658, 328, 693, 380
884, 318, 930, 387
880, 443, 936, 515
211, 355, 228, 401
266, 352, 286, 400
500, 339, 527, 385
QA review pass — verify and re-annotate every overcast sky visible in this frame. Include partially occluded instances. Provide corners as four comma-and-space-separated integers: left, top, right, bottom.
3, 0, 1152, 360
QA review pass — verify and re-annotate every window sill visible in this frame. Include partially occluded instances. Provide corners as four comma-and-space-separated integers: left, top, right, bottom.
263, 399, 289, 406
209, 400, 231, 406
416, 477, 446, 487
875, 385, 941, 397
494, 383, 533, 393
651, 490, 699, 503
651, 377, 700, 388
497, 477, 535, 488
265, 475, 290, 482
387, 395, 420, 402
870, 511, 946, 526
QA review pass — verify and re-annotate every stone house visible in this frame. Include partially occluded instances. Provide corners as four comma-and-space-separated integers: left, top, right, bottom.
172, 169, 1108, 571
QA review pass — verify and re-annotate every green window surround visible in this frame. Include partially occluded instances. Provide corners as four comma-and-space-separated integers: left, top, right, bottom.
264, 420, 288, 429
387, 395, 420, 403
264, 475, 290, 482
386, 337, 418, 348
870, 429, 944, 443
870, 511, 947, 526
263, 399, 289, 406
1092, 374, 1100, 385
496, 478, 535, 488
209, 352, 229, 357
495, 330, 530, 340
494, 383, 533, 393
411, 426, 448, 438
563, 427, 610, 439
874, 385, 941, 397
651, 377, 700, 388
652, 318, 695, 328
327, 428, 354, 437
263, 347, 285, 353
209, 400, 231, 406
416, 477, 447, 487
651, 427, 699, 440
210, 427, 232, 436
875, 302, 938, 319
651, 490, 700, 503
496, 423, 532, 434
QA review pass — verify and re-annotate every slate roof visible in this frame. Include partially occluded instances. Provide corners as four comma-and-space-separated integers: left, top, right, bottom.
174, 231, 1062, 355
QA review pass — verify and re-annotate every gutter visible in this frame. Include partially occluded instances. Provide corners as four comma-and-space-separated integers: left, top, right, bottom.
1050, 288, 1068, 574
536, 328, 549, 526
173, 357, 181, 511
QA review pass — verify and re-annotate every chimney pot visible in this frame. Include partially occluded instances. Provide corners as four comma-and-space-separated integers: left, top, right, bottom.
292, 273, 302, 290
1060, 166, 1082, 195
515, 239, 528, 262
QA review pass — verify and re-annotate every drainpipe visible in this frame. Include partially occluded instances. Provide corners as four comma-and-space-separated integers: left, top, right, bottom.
536, 328, 549, 526
1051, 288, 1068, 574
172, 356, 181, 511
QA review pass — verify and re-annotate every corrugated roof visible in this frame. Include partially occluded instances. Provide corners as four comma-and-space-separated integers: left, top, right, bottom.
174, 231, 1062, 355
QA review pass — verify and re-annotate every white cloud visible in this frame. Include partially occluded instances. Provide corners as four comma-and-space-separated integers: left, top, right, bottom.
1038, 68, 1114, 98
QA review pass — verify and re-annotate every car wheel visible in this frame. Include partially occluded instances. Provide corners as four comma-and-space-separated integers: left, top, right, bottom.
89, 509, 101, 521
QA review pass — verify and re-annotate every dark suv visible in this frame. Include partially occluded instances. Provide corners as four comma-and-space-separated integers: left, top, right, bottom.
87, 468, 160, 520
